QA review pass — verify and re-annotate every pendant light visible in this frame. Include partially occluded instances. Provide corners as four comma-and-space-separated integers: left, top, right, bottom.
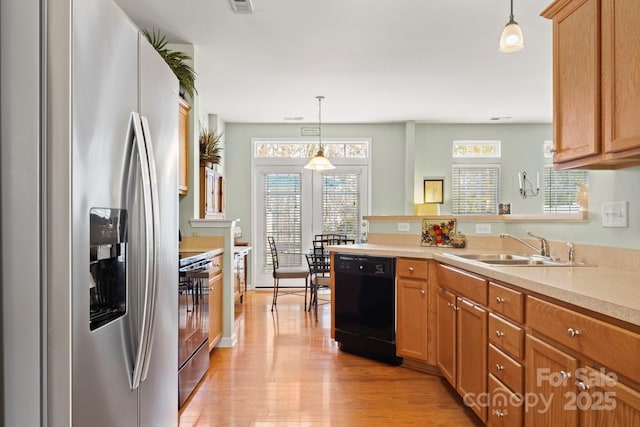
499, 0, 524, 53
304, 96, 335, 171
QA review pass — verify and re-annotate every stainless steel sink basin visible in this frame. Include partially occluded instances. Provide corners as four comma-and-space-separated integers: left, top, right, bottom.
443, 253, 593, 267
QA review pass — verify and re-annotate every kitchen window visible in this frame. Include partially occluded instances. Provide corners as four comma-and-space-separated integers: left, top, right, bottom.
544, 167, 589, 213
451, 165, 501, 215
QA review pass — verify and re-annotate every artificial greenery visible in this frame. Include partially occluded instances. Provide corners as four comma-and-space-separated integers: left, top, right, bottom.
199, 126, 223, 166
142, 28, 197, 98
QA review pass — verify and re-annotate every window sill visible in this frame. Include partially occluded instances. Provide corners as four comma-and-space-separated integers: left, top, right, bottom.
364, 212, 588, 223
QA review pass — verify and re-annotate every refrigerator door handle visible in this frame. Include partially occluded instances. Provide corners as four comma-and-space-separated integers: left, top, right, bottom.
130, 111, 154, 390
139, 115, 160, 382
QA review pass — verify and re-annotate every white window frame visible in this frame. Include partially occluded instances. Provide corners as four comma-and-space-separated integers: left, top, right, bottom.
452, 140, 501, 158
451, 164, 501, 215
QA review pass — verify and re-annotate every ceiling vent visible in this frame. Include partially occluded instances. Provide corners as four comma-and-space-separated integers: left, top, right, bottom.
230, 0, 254, 13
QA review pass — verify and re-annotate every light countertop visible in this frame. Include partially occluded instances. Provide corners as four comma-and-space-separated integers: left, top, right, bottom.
328, 243, 640, 328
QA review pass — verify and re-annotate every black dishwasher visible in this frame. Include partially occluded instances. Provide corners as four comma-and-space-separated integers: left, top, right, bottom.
334, 254, 402, 365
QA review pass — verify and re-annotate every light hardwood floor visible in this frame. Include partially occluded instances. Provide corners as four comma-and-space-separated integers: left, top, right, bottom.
179, 290, 482, 426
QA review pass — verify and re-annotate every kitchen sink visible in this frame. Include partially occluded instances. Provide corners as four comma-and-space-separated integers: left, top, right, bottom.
443, 253, 593, 267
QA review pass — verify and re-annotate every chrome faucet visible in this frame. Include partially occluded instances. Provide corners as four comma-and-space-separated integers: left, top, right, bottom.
567, 242, 576, 265
526, 231, 550, 258
499, 231, 550, 258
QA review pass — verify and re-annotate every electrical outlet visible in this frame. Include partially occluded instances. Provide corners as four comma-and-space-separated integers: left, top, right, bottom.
397, 222, 410, 232
475, 223, 492, 234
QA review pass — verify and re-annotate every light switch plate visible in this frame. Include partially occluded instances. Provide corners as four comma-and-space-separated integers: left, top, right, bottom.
475, 223, 492, 234
397, 222, 410, 232
602, 201, 628, 227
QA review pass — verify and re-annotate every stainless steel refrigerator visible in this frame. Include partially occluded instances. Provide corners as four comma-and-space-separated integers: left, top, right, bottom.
65, 0, 179, 425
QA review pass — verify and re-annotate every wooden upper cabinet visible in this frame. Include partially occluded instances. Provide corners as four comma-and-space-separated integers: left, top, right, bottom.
601, 0, 640, 156
542, 0, 640, 169
178, 98, 191, 195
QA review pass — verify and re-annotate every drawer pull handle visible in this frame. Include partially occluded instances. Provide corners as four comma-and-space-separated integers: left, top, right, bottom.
495, 364, 504, 371
408, 267, 414, 272
495, 296, 505, 304
495, 330, 504, 337
492, 410, 506, 418
567, 328, 581, 338
560, 370, 572, 380
447, 302, 453, 308
576, 382, 590, 392
420, 289, 425, 295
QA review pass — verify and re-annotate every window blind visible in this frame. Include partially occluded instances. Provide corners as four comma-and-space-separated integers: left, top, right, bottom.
321, 172, 360, 241
452, 165, 500, 214
544, 168, 589, 213
263, 173, 302, 268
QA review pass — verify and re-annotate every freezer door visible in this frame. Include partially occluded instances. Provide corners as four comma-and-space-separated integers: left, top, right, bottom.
137, 34, 179, 427
72, 0, 140, 425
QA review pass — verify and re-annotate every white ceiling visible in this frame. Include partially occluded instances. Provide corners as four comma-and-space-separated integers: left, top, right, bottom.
115, 0, 553, 124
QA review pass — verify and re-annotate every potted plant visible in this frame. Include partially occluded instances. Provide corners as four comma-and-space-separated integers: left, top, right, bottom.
199, 126, 223, 168
142, 28, 197, 99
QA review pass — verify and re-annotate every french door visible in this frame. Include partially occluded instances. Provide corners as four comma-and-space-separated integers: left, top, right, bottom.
253, 165, 368, 287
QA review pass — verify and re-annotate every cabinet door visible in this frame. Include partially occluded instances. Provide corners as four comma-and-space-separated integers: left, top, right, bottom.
579, 365, 640, 426
457, 297, 488, 424
526, 334, 579, 427
208, 272, 223, 351
396, 277, 428, 362
550, 0, 601, 164
436, 287, 457, 387
178, 98, 190, 195
602, 0, 640, 155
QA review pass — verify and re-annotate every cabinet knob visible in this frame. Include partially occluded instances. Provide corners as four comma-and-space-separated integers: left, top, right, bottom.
560, 370, 572, 380
495, 364, 504, 371
495, 330, 504, 337
447, 302, 453, 308
408, 266, 414, 272
576, 382, 590, 392
567, 328, 581, 338
420, 289, 425, 295
495, 296, 505, 304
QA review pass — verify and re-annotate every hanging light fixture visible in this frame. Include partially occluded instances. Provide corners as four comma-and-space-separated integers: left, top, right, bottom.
499, 0, 524, 53
304, 96, 335, 171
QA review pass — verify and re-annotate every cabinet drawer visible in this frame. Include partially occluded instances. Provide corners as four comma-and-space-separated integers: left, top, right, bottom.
209, 254, 223, 276
528, 296, 640, 384
397, 258, 428, 280
489, 282, 524, 324
487, 374, 523, 427
437, 264, 487, 306
488, 344, 523, 394
489, 313, 524, 359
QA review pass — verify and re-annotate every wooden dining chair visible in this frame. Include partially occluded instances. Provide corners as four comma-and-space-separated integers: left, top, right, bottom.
268, 236, 309, 311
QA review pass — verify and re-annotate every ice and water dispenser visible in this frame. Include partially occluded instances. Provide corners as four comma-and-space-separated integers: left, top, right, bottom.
89, 208, 127, 331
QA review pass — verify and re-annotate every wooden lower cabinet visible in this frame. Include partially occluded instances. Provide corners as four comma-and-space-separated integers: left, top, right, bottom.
435, 285, 488, 424
457, 297, 488, 423
579, 365, 640, 426
208, 255, 223, 351
234, 252, 246, 304
525, 334, 579, 426
436, 287, 457, 386
397, 275, 429, 362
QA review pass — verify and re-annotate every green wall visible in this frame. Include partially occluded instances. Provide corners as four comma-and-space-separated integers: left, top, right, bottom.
208, 121, 640, 249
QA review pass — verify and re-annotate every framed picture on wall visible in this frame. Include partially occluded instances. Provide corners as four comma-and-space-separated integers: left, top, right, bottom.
423, 179, 444, 204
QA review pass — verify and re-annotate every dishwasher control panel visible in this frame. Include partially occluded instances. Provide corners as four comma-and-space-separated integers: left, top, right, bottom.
334, 254, 395, 277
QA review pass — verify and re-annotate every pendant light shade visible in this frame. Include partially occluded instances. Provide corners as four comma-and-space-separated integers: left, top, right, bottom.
304, 96, 335, 171
499, 0, 524, 53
